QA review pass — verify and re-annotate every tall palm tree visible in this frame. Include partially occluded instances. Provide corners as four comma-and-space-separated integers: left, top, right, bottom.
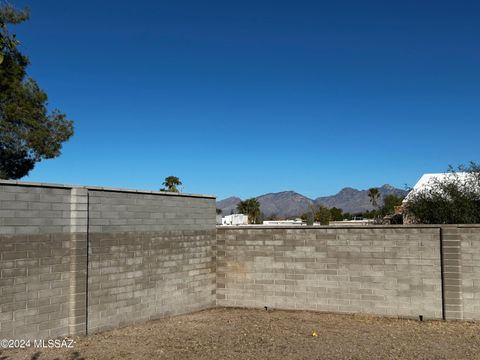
161, 176, 182, 193
237, 198, 261, 224
368, 187, 380, 208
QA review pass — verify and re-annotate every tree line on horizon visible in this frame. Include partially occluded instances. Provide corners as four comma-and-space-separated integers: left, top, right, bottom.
299, 191, 404, 225
227, 192, 405, 225
226, 163, 480, 225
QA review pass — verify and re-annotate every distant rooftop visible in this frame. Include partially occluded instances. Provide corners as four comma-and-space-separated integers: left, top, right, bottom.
404, 172, 470, 202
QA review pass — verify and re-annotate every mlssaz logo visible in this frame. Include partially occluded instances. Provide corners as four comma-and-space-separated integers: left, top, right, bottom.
34, 339, 75, 348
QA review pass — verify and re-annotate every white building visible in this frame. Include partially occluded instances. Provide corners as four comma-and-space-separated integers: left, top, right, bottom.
262, 219, 306, 226
404, 172, 471, 203
222, 214, 249, 226
328, 219, 375, 226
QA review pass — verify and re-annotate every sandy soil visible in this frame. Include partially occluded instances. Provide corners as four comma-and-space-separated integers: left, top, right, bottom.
2, 307, 480, 360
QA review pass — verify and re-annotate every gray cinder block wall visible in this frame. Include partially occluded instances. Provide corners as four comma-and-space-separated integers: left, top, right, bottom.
2, 180, 480, 340
0, 183, 79, 340
455, 226, 480, 320
87, 189, 216, 333
216, 227, 443, 319
217, 225, 480, 321
0, 180, 216, 339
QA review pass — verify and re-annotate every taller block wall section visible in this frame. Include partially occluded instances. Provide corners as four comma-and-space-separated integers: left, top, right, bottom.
87, 189, 217, 333
0, 181, 216, 339
0, 183, 77, 340
457, 226, 480, 320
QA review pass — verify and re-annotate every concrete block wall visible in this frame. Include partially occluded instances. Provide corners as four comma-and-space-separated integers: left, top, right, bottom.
2, 179, 480, 340
217, 227, 444, 319
0, 181, 216, 339
441, 226, 463, 320
0, 183, 75, 340
88, 190, 214, 233
458, 226, 480, 320
87, 190, 216, 333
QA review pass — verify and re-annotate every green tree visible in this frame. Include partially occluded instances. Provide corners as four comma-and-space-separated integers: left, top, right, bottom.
404, 162, 480, 224
315, 205, 331, 225
329, 207, 344, 221
237, 198, 262, 224
380, 194, 404, 216
0, 4, 73, 179
300, 211, 314, 226
161, 176, 182, 192
216, 208, 222, 215
0, 3, 26, 62
303, 206, 344, 224
361, 209, 379, 219
266, 213, 283, 221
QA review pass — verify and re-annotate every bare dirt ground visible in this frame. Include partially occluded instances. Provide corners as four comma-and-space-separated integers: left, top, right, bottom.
3, 307, 480, 360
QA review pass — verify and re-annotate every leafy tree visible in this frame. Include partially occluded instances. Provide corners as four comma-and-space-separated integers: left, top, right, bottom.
0, 4, 73, 179
266, 213, 284, 221
303, 203, 317, 226
329, 207, 344, 221
0, 3, 26, 62
380, 194, 404, 216
216, 208, 222, 215
404, 162, 480, 224
161, 176, 182, 192
300, 211, 314, 226
314, 205, 331, 225
302, 206, 344, 224
361, 209, 380, 219
237, 198, 262, 224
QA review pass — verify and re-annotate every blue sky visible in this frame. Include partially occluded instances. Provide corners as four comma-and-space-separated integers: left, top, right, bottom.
10, 0, 480, 199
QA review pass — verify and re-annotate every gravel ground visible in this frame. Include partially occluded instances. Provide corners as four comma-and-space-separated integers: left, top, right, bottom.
3, 307, 480, 360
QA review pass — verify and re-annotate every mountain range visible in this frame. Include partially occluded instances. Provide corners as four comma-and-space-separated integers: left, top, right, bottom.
217, 184, 408, 218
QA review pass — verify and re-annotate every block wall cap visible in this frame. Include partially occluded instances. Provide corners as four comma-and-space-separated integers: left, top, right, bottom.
0, 180, 215, 199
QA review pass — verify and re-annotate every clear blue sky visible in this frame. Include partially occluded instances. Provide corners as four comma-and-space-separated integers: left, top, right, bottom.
11, 0, 480, 199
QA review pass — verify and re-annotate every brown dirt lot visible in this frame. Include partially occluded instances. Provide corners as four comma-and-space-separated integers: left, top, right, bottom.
2, 307, 480, 360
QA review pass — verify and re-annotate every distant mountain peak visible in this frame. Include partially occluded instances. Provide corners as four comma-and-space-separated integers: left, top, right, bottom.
259, 190, 301, 197
380, 184, 396, 190
216, 196, 241, 215
221, 196, 241, 201
337, 187, 358, 194
217, 185, 408, 218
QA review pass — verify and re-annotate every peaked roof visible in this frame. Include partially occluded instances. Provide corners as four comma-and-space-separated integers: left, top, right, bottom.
404, 172, 471, 202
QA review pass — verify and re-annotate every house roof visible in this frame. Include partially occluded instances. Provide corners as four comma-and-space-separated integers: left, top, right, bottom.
404, 172, 470, 202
